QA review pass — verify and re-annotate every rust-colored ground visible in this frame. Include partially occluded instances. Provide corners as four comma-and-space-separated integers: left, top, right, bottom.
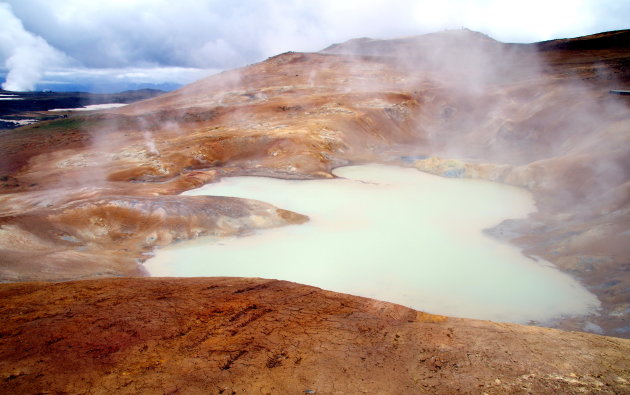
1, 277, 629, 394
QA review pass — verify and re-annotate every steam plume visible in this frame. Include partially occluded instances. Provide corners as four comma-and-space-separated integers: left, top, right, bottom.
0, 3, 69, 91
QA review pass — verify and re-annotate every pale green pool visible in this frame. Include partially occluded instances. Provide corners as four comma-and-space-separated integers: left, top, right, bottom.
145, 164, 599, 324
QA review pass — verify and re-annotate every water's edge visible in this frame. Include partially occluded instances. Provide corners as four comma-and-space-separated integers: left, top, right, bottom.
145, 164, 600, 325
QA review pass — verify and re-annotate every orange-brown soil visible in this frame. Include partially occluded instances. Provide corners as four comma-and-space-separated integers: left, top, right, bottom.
0, 195, 306, 281
0, 29, 629, 393
1, 277, 629, 394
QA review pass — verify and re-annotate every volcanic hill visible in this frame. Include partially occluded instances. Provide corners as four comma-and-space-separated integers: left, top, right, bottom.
0, 29, 629, 393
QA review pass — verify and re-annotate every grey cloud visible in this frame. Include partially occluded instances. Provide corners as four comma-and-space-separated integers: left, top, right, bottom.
1, 0, 628, 92
4, 0, 268, 69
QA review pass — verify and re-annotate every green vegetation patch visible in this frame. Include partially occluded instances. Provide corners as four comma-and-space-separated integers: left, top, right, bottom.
34, 117, 91, 131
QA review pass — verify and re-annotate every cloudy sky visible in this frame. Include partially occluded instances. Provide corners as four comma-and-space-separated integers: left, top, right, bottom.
0, 0, 627, 92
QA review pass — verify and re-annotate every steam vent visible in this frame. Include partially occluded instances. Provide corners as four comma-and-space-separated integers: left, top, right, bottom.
1, 29, 630, 393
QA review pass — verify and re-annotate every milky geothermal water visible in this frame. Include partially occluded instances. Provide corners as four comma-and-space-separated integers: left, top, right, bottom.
145, 164, 599, 324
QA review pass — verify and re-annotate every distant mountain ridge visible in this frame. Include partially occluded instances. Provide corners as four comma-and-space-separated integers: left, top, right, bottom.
535, 29, 630, 51
322, 28, 630, 54
321, 28, 630, 84
321, 28, 501, 55
0, 88, 166, 130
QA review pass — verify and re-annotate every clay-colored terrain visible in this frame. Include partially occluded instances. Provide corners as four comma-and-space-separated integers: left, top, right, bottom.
0, 29, 629, 392
1, 278, 629, 394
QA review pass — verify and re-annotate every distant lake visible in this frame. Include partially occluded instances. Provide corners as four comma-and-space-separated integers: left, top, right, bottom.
145, 164, 599, 324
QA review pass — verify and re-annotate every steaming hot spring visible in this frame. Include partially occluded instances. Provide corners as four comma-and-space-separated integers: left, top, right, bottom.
145, 164, 599, 325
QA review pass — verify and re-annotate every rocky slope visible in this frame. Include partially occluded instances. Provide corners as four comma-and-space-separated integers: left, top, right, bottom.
0, 195, 306, 281
1, 277, 629, 394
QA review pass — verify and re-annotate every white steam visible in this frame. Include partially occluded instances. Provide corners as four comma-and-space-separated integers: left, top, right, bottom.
0, 3, 69, 91
143, 130, 160, 155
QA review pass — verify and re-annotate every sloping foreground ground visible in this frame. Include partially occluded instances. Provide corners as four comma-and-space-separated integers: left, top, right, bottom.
1, 277, 629, 394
